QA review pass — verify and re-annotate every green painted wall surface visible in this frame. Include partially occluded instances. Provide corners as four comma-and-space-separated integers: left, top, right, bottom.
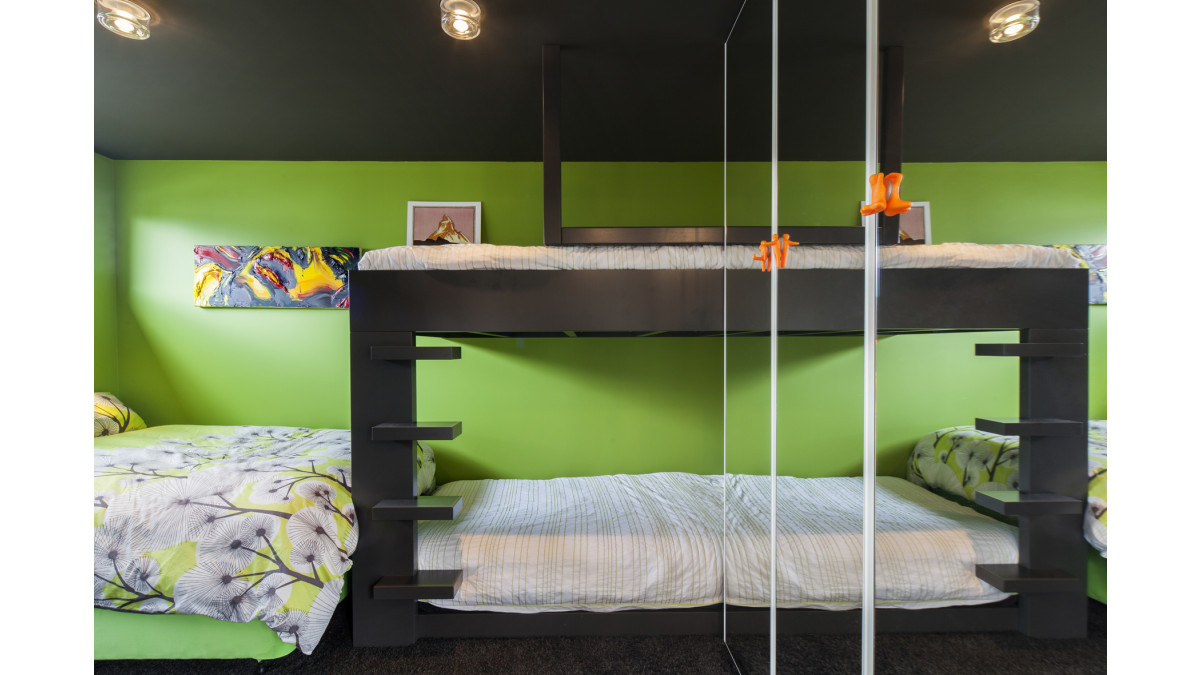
94, 153, 120, 393
110, 160, 1105, 481
563, 162, 722, 229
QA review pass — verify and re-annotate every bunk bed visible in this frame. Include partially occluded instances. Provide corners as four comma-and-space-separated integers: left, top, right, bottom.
347, 43, 1092, 647
348, 243, 1090, 645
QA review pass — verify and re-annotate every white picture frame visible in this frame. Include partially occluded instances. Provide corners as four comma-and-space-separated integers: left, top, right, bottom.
898, 201, 931, 244
864, 200, 932, 244
406, 201, 481, 246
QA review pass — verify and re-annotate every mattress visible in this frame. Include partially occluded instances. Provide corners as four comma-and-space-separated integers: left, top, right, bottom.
417, 473, 1017, 613
360, 242, 1080, 272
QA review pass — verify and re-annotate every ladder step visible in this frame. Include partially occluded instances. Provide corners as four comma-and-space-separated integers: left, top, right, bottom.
975, 343, 1085, 357
975, 490, 1084, 516
372, 422, 462, 441
976, 564, 1082, 593
975, 418, 1083, 437
371, 346, 462, 361
374, 570, 463, 600
373, 496, 463, 521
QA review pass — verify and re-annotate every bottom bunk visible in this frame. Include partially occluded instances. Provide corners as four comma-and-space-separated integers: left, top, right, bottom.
405, 473, 1022, 632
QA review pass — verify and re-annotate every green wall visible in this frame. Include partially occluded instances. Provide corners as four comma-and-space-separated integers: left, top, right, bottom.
105, 160, 1105, 481
94, 154, 120, 393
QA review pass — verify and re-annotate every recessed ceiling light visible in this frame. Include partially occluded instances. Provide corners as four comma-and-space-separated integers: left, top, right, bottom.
96, 0, 151, 40
988, 1, 1040, 43
440, 0, 482, 40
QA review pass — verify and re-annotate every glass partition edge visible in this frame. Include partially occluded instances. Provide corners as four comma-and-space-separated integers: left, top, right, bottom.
862, 1, 879, 673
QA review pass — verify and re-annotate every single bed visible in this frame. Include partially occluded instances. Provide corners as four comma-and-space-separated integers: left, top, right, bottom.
348, 241, 1091, 645
93, 424, 362, 659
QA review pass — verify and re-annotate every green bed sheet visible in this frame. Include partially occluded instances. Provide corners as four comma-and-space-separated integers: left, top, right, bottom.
1088, 547, 1106, 604
94, 607, 297, 661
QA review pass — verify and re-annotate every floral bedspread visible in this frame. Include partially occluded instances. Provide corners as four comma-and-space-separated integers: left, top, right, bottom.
94, 425, 356, 654
906, 420, 1107, 557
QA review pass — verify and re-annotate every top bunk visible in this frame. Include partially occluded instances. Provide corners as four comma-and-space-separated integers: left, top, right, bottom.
348, 47, 1089, 338
349, 243, 1088, 337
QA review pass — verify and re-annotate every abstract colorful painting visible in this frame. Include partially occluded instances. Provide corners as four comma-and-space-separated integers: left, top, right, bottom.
1051, 244, 1107, 305
194, 246, 360, 308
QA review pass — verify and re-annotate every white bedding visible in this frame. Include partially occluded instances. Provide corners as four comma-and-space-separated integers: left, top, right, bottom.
417, 474, 1017, 613
360, 243, 1079, 272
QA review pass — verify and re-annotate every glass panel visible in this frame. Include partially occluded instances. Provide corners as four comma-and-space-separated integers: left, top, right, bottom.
773, 1, 870, 672
723, 1, 772, 671
725, 0, 875, 669
871, 0, 1105, 656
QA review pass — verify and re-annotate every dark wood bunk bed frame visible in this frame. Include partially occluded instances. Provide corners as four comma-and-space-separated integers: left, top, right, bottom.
348, 45, 1091, 647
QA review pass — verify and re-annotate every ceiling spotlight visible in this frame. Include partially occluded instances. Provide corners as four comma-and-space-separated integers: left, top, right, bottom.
96, 0, 151, 40
988, 1, 1040, 43
441, 0, 482, 40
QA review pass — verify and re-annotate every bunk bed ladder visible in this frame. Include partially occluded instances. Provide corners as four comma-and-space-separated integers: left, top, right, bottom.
973, 328, 1089, 638
351, 333, 463, 647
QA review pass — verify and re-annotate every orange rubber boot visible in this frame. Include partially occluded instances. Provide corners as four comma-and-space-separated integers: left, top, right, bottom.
860, 173, 887, 216
883, 172, 912, 217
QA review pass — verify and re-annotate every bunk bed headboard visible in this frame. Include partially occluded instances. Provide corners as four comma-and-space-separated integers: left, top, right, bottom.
539, 44, 904, 247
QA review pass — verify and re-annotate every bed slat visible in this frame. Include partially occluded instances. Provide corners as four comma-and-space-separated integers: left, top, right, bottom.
373, 496, 463, 521
371, 346, 462, 361
975, 343, 1086, 357
372, 422, 463, 441
976, 564, 1082, 594
975, 418, 1083, 437
974, 490, 1084, 516
374, 570, 464, 600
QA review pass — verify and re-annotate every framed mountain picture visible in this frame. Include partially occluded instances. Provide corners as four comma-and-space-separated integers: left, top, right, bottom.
407, 201, 481, 246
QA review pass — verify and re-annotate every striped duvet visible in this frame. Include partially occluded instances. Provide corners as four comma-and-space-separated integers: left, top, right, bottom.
417, 474, 1017, 613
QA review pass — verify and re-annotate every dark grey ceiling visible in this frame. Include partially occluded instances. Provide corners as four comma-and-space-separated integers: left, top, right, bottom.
94, 0, 1105, 162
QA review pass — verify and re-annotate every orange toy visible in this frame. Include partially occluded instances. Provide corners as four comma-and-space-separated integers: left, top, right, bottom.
751, 234, 800, 272
859, 171, 913, 217
774, 233, 799, 268
883, 172, 912, 217
752, 240, 774, 272
860, 173, 888, 216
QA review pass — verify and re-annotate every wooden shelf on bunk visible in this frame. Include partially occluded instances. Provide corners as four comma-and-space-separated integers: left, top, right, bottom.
975, 565, 1082, 593
975, 490, 1083, 516
372, 496, 463, 521
374, 570, 463, 600
372, 422, 462, 441
975, 343, 1085, 357
371, 346, 462, 361
974, 418, 1083, 437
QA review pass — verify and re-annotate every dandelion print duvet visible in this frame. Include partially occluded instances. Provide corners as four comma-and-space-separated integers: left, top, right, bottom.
94, 425, 356, 655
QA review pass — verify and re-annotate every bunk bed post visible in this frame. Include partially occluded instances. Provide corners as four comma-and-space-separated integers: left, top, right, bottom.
543, 44, 563, 246
350, 330, 420, 646
878, 46, 903, 245
1017, 327, 1089, 638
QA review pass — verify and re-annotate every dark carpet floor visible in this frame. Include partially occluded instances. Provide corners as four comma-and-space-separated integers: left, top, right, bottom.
94, 600, 1106, 674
